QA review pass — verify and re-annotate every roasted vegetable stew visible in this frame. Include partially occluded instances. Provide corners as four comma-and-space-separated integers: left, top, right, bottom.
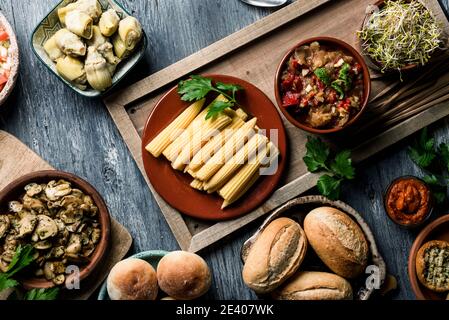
280, 41, 365, 129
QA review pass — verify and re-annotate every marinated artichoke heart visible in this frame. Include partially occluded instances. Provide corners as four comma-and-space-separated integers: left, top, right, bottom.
85, 46, 113, 91
112, 33, 131, 59
118, 16, 142, 50
56, 56, 87, 90
54, 28, 86, 57
0, 179, 101, 285
58, 0, 102, 25
65, 10, 93, 40
99, 9, 120, 37
86, 25, 107, 48
44, 35, 65, 62
97, 42, 121, 73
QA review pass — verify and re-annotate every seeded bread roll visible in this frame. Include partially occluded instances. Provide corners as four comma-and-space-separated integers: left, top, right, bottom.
303, 207, 369, 278
242, 217, 308, 294
272, 271, 353, 300
415, 240, 449, 292
157, 251, 212, 300
107, 258, 158, 300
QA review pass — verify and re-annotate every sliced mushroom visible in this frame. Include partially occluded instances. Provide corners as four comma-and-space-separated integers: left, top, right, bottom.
59, 209, 83, 224
65, 234, 81, 254
22, 195, 46, 213
91, 228, 101, 244
24, 183, 43, 197
65, 220, 81, 233
16, 214, 37, 238
45, 180, 72, 201
61, 195, 83, 209
8, 201, 23, 213
35, 215, 58, 240
0, 215, 10, 239
34, 240, 53, 250
43, 261, 56, 280
53, 274, 65, 285
65, 253, 89, 264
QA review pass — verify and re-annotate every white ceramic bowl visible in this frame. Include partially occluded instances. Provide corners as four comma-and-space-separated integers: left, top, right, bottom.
0, 11, 19, 107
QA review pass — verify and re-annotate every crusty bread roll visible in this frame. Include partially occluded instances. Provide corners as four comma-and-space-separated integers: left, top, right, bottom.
415, 240, 449, 292
107, 258, 158, 300
304, 207, 368, 278
157, 251, 211, 300
242, 217, 308, 294
272, 271, 353, 300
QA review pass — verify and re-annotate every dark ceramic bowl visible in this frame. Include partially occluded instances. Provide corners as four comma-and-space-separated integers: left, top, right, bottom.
0, 170, 111, 289
274, 37, 371, 134
383, 176, 433, 229
408, 214, 449, 300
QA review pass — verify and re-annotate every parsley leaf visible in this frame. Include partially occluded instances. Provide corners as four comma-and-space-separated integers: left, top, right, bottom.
408, 128, 436, 168
303, 136, 330, 172
330, 150, 355, 180
314, 68, 331, 86
205, 101, 234, 120
178, 75, 244, 119
0, 276, 18, 292
303, 137, 355, 200
338, 63, 352, 90
331, 81, 345, 99
422, 174, 447, 205
24, 288, 59, 300
216, 82, 243, 100
317, 175, 342, 200
178, 75, 213, 102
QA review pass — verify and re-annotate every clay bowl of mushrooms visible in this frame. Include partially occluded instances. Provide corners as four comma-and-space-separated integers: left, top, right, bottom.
0, 170, 111, 289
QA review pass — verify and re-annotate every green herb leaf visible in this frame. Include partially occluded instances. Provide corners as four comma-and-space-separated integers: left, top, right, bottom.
6, 245, 35, 277
438, 143, 449, 172
205, 101, 234, 120
314, 67, 331, 86
0, 275, 18, 292
177, 75, 214, 102
317, 175, 342, 200
338, 63, 352, 90
330, 150, 355, 180
216, 82, 243, 99
408, 128, 436, 169
422, 174, 447, 205
24, 288, 59, 300
303, 136, 330, 172
331, 81, 345, 99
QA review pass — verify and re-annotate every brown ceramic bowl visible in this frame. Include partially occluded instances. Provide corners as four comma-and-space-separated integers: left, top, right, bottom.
0, 170, 111, 289
408, 214, 449, 300
141, 74, 287, 221
0, 12, 19, 107
274, 37, 371, 134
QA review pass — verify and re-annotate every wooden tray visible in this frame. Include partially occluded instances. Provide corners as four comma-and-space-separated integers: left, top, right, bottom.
103, 0, 449, 252
0, 131, 133, 300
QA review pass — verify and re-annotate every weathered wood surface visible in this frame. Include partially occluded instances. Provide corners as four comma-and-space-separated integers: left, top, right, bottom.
0, 0, 448, 300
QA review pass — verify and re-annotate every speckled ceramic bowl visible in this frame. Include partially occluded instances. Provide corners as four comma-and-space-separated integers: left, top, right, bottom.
31, 0, 147, 98
0, 11, 19, 107
97, 250, 169, 300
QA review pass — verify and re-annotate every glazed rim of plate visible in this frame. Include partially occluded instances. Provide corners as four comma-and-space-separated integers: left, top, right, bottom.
140, 74, 287, 221
0, 13, 19, 103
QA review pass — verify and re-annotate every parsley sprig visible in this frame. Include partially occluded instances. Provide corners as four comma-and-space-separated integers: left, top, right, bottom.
303, 136, 355, 200
0, 245, 59, 300
314, 63, 353, 99
178, 75, 244, 120
408, 128, 449, 204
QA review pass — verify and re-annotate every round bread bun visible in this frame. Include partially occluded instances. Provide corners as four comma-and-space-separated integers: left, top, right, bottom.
415, 240, 449, 292
157, 251, 211, 300
107, 258, 158, 300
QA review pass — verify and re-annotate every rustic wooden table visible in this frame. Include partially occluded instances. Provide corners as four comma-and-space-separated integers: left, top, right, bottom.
1, 0, 448, 300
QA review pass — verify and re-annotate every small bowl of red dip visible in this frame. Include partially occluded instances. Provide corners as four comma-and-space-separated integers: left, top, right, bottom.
274, 37, 371, 134
384, 176, 433, 228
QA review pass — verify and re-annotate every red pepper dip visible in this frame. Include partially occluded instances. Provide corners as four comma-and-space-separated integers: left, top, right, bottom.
385, 176, 432, 227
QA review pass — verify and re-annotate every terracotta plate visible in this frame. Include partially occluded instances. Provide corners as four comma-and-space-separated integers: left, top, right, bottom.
141, 74, 287, 221
408, 214, 449, 300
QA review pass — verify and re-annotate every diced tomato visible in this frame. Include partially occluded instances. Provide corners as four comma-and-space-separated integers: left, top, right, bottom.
337, 98, 351, 110
282, 91, 301, 107
300, 97, 309, 107
281, 73, 295, 90
0, 83, 5, 92
353, 63, 362, 74
316, 79, 326, 90
288, 58, 299, 71
0, 31, 9, 42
